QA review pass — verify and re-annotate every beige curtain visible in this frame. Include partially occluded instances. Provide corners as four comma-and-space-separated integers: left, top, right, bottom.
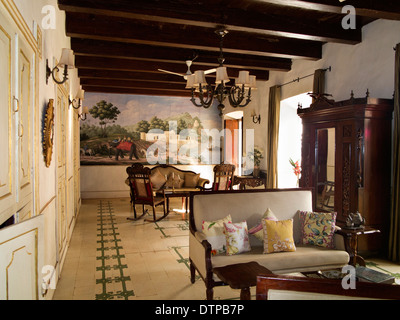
266, 85, 281, 188
312, 69, 326, 102
389, 43, 400, 262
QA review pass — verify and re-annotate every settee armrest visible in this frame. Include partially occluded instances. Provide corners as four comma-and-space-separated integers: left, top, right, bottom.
189, 230, 212, 282
333, 226, 347, 251
197, 178, 210, 188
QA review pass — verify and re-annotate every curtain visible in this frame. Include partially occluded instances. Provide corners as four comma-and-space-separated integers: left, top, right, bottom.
266, 85, 281, 189
389, 43, 400, 262
312, 69, 326, 102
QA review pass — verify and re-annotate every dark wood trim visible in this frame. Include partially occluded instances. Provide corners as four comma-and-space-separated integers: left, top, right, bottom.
256, 273, 400, 300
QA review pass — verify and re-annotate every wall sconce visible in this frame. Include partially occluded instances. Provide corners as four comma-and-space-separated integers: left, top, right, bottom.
78, 106, 89, 121
251, 109, 261, 124
70, 89, 85, 109
46, 48, 75, 85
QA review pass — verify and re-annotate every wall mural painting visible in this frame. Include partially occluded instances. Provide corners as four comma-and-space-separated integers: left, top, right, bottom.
80, 93, 223, 165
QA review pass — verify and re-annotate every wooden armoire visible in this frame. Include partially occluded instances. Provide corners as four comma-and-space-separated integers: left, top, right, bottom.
298, 94, 394, 253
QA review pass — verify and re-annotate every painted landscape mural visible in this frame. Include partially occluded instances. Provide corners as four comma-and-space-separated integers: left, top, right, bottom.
80, 93, 223, 165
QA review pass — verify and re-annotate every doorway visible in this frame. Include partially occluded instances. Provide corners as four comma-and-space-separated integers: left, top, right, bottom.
277, 93, 312, 188
224, 111, 243, 175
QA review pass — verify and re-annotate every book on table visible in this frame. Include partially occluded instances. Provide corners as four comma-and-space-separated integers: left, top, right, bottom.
355, 266, 395, 284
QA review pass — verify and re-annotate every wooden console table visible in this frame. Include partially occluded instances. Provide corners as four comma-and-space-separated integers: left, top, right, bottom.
233, 176, 267, 190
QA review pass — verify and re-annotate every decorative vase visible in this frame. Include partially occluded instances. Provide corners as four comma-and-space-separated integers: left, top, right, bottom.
253, 167, 260, 178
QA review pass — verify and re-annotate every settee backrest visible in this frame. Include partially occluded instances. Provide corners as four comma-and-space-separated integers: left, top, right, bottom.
151, 165, 197, 179
190, 188, 313, 244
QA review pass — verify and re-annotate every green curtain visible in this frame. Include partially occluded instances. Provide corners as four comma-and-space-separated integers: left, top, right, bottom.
312, 69, 326, 102
266, 85, 281, 189
389, 43, 400, 262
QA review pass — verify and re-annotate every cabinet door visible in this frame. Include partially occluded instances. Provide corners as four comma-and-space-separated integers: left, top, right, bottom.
0, 13, 16, 224
16, 36, 33, 213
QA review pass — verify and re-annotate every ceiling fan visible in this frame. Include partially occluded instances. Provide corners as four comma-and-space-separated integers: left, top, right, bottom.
158, 54, 216, 80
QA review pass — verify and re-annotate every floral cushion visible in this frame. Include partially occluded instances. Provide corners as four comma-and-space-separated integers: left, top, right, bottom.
299, 211, 337, 248
262, 219, 296, 254
202, 215, 232, 255
223, 221, 251, 256
249, 208, 278, 241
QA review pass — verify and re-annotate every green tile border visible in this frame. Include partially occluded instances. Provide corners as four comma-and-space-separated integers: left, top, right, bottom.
95, 200, 134, 300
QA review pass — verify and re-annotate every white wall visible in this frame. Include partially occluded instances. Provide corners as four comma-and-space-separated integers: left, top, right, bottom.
224, 18, 400, 171
13, 0, 80, 299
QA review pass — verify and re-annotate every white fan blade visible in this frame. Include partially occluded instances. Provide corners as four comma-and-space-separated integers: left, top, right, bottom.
158, 69, 185, 77
204, 68, 217, 75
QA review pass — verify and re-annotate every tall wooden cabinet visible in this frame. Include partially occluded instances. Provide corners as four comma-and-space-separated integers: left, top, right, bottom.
298, 95, 394, 252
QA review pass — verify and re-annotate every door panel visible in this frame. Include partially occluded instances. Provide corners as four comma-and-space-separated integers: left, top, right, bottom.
0, 214, 44, 300
0, 14, 15, 224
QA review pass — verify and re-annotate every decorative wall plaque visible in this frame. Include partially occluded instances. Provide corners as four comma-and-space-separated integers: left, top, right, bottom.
43, 99, 54, 167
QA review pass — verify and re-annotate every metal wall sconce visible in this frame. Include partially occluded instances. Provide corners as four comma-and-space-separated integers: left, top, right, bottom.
46, 48, 75, 85
251, 109, 261, 124
70, 89, 85, 109
78, 106, 89, 121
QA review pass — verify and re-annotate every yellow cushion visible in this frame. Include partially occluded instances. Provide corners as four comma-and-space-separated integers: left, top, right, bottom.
262, 219, 296, 254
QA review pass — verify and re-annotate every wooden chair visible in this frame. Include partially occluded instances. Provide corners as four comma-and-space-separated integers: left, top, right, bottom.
256, 273, 400, 300
211, 164, 236, 191
126, 164, 168, 222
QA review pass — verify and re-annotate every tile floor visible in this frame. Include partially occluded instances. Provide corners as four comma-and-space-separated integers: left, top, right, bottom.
53, 198, 400, 300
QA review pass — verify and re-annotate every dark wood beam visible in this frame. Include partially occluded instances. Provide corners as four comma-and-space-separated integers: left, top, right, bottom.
58, 0, 361, 43
71, 38, 292, 72
77, 69, 187, 83
254, 0, 400, 20
75, 56, 270, 80
81, 85, 190, 97
80, 78, 187, 91
65, 12, 322, 60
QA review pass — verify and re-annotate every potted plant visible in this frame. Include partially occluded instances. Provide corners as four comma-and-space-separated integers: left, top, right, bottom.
249, 147, 264, 177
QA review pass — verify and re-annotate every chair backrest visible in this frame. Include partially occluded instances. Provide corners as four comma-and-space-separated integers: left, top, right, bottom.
126, 164, 154, 202
212, 164, 235, 190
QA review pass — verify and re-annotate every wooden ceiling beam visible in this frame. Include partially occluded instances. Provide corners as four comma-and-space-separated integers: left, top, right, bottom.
81, 85, 190, 97
80, 78, 187, 91
58, 0, 361, 44
75, 56, 270, 80
65, 12, 322, 60
77, 69, 187, 83
254, 0, 400, 20
71, 38, 292, 72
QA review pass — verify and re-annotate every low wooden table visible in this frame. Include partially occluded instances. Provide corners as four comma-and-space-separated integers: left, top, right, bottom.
162, 189, 191, 219
213, 262, 272, 300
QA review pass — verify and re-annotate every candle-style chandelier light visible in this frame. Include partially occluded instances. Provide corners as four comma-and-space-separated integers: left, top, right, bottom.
185, 28, 257, 116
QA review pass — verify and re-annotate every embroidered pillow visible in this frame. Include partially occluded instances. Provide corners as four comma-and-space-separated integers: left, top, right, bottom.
184, 173, 200, 188
165, 173, 184, 188
262, 219, 296, 254
299, 211, 337, 248
223, 221, 251, 256
249, 208, 278, 241
150, 169, 167, 190
202, 215, 232, 255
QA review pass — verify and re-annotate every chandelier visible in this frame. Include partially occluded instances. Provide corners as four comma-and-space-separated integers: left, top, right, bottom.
185, 28, 257, 116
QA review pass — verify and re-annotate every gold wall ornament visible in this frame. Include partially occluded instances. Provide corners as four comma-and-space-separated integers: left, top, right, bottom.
42, 99, 54, 167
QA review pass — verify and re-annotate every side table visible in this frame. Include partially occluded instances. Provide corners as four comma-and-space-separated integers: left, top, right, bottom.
336, 226, 381, 266
212, 262, 272, 300
233, 176, 267, 190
